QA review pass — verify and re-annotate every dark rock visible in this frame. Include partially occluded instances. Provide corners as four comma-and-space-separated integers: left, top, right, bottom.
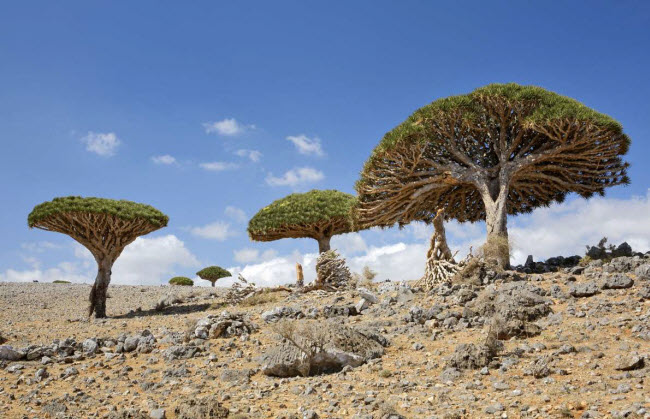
600, 273, 634, 289
613, 242, 633, 258
569, 282, 600, 298
162, 345, 200, 361
322, 305, 358, 318
0, 346, 25, 361
261, 306, 304, 323
614, 354, 645, 371
447, 343, 501, 370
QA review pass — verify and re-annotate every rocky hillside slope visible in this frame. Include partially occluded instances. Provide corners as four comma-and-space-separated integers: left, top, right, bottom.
0, 254, 649, 418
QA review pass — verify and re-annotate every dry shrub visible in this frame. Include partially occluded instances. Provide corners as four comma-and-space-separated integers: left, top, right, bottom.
356, 265, 378, 290
272, 319, 329, 376
477, 234, 512, 262
0, 332, 6, 345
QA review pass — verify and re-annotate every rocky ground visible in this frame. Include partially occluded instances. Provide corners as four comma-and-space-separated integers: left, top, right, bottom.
1, 254, 649, 419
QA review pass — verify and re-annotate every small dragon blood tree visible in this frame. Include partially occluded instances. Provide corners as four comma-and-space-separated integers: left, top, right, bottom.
196, 266, 231, 287
357, 83, 630, 268
28, 196, 168, 318
248, 189, 356, 253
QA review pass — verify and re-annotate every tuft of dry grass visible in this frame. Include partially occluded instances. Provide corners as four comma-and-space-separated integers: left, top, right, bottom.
239, 289, 287, 307
477, 234, 512, 262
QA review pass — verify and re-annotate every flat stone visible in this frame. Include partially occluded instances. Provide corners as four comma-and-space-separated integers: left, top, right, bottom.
569, 282, 600, 298
615, 354, 645, 371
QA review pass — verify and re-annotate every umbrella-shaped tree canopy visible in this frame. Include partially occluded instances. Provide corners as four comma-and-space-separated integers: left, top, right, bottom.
248, 189, 357, 253
196, 266, 232, 287
356, 83, 629, 267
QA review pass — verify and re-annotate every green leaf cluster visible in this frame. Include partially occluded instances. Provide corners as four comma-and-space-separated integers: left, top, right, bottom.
364, 83, 625, 171
196, 266, 232, 280
169, 276, 194, 286
248, 189, 356, 236
28, 196, 169, 228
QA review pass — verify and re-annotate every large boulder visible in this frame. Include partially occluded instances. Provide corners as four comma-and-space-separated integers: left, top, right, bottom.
569, 281, 600, 298
0, 346, 25, 361
600, 273, 634, 289
470, 282, 552, 339
260, 323, 385, 377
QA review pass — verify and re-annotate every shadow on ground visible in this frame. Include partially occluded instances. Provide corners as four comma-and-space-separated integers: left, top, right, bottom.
113, 303, 212, 319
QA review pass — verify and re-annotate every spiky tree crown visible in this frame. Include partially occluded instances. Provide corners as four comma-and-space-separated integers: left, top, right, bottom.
248, 189, 357, 241
28, 196, 169, 228
196, 266, 232, 281
356, 83, 629, 228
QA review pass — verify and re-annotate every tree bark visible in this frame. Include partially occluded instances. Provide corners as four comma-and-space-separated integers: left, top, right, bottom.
482, 186, 510, 269
89, 258, 114, 318
317, 236, 331, 253
211, 280, 216, 288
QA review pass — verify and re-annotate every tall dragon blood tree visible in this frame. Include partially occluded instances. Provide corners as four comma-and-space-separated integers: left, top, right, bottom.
248, 190, 356, 253
357, 83, 630, 269
28, 197, 169, 318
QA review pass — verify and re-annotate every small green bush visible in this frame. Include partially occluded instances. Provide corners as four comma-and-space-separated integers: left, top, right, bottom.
169, 276, 194, 286
53, 280, 71, 284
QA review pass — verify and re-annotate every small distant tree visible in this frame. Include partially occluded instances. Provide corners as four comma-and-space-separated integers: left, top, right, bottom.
28, 196, 168, 318
196, 266, 231, 287
169, 276, 194, 286
357, 83, 629, 268
248, 190, 357, 253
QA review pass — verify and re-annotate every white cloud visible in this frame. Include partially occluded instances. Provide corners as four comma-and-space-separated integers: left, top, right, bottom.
20, 241, 63, 253
81, 131, 121, 157
225, 206, 247, 223
189, 221, 236, 241
199, 161, 239, 172
203, 118, 254, 136
111, 235, 200, 285
151, 154, 177, 165
265, 167, 324, 187
235, 149, 262, 163
1, 235, 200, 286
233, 248, 278, 264
286, 134, 324, 156
506, 190, 650, 264
332, 233, 367, 255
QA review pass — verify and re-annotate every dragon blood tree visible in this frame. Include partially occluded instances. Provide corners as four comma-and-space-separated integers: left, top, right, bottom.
248, 190, 356, 253
28, 197, 168, 318
357, 83, 629, 268
196, 266, 231, 287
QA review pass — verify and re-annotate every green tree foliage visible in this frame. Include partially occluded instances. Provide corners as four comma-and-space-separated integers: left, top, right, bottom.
169, 276, 194, 286
28, 196, 168, 318
248, 189, 357, 253
196, 266, 231, 287
28, 196, 168, 228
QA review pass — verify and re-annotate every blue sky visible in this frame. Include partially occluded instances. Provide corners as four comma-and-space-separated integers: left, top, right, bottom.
1, 2, 649, 286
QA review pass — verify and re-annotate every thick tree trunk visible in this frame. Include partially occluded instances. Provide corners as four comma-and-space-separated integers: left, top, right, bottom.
211, 281, 216, 287
317, 236, 331, 253
89, 259, 113, 318
482, 191, 510, 269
